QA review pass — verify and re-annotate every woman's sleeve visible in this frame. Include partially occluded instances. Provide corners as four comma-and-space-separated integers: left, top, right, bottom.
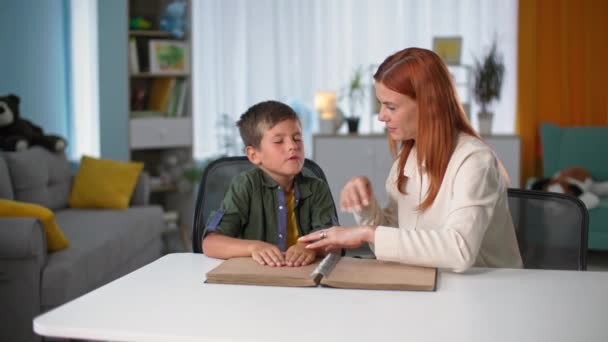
374, 150, 503, 272
353, 161, 399, 228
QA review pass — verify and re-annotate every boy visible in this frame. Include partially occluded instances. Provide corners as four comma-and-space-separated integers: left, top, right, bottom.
202, 100, 337, 267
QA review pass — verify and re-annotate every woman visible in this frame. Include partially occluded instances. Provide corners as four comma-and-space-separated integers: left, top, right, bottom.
300, 48, 522, 272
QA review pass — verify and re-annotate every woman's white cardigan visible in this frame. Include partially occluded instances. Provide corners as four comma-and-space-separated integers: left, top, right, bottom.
356, 134, 523, 272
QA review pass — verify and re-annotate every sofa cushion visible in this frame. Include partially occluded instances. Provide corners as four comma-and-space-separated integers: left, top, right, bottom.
2, 147, 71, 210
0, 199, 69, 252
0, 155, 13, 199
41, 206, 164, 308
68, 156, 144, 209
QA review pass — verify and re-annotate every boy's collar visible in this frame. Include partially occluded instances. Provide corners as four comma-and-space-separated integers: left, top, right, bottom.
259, 170, 313, 199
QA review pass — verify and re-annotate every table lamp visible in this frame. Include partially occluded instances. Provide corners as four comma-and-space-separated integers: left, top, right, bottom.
314, 91, 339, 134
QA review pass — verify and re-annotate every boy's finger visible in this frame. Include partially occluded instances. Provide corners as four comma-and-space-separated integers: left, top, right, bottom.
284, 248, 293, 260
294, 252, 307, 266
304, 253, 316, 265
285, 250, 296, 265
252, 253, 266, 266
270, 249, 285, 265
264, 251, 280, 267
259, 252, 273, 266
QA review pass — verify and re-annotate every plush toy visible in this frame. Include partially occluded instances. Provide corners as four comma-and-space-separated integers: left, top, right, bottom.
159, 0, 187, 38
531, 166, 608, 209
0, 94, 67, 152
129, 16, 152, 30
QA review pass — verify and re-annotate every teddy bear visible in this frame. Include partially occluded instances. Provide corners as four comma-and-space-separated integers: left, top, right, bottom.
530, 166, 608, 209
0, 94, 67, 152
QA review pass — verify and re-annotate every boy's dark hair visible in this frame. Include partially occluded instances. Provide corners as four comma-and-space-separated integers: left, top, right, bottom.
236, 100, 300, 148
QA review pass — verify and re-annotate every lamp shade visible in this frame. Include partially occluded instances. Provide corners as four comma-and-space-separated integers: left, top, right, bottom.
314, 91, 337, 119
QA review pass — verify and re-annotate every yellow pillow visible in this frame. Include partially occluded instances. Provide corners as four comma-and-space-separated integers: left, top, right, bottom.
68, 156, 144, 209
0, 199, 69, 252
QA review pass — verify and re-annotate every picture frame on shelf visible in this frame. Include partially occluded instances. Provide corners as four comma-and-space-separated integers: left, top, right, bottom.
148, 39, 189, 74
433, 36, 462, 66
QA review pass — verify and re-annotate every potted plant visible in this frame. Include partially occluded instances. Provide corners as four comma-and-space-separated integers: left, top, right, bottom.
344, 66, 366, 134
473, 41, 505, 135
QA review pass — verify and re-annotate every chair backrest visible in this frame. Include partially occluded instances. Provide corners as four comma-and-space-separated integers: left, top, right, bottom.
191, 156, 337, 253
507, 188, 588, 270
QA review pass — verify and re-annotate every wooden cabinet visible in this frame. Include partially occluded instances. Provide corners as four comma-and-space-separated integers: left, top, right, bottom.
313, 134, 521, 227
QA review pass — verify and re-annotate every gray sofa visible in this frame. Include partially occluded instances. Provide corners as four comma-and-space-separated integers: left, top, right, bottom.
0, 147, 165, 342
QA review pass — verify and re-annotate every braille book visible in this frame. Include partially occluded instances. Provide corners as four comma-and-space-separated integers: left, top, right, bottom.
205, 253, 437, 291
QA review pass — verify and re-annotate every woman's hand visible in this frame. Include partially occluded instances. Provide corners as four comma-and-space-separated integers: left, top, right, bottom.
298, 226, 376, 252
340, 176, 374, 212
248, 241, 285, 267
285, 242, 316, 267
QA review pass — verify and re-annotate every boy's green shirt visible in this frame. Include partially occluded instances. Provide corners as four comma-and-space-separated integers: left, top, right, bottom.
203, 167, 337, 252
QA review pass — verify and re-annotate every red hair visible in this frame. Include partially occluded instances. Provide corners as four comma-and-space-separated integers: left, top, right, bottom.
374, 47, 479, 211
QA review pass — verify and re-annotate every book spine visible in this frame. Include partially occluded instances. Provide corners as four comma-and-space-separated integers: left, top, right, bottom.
310, 252, 340, 284
129, 38, 140, 74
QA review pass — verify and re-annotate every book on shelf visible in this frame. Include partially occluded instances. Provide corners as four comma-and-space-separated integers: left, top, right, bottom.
175, 79, 189, 117
166, 78, 180, 117
129, 38, 140, 73
206, 253, 437, 291
166, 79, 189, 117
134, 37, 150, 72
130, 79, 150, 111
147, 78, 175, 112
148, 39, 189, 74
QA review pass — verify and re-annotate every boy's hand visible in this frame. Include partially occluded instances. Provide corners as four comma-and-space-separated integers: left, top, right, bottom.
285, 242, 316, 267
249, 241, 285, 267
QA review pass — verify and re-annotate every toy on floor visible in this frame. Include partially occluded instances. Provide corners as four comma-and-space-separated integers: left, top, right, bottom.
531, 166, 608, 209
0, 94, 67, 152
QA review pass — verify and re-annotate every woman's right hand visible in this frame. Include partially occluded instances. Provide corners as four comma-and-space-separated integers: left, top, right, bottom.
340, 176, 374, 212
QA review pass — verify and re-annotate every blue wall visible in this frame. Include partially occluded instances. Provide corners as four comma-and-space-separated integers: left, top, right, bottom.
0, 0, 70, 140
0, 0, 129, 160
98, 0, 129, 160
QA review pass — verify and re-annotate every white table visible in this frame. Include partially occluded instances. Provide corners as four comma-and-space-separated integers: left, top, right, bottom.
34, 253, 608, 342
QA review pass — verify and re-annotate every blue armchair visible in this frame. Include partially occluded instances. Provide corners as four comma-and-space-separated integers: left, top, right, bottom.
540, 123, 608, 250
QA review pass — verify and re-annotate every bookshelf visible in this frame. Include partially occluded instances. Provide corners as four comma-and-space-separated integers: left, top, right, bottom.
127, 0, 193, 251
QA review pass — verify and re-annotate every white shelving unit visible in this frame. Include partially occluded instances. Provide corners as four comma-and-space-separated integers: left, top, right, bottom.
127, 0, 194, 252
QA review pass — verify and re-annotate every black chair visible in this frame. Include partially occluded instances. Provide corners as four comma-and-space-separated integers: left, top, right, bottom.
507, 188, 588, 270
192, 156, 338, 253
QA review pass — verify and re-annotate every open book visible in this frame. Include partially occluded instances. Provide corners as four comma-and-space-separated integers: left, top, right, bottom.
206, 253, 437, 291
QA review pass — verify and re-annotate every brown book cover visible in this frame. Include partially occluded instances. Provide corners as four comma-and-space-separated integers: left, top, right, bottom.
206, 254, 437, 291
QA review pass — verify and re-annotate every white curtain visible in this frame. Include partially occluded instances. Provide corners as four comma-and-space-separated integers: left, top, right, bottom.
192, 0, 518, 160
